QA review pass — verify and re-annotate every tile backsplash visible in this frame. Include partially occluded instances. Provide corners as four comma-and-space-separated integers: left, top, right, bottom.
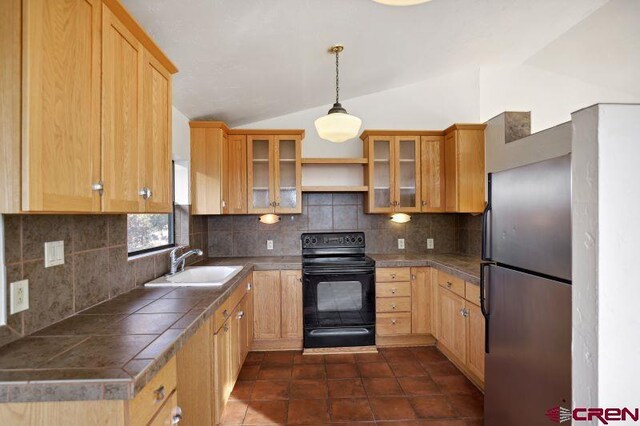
207, 193, 483, 257
1, 206, 208, 347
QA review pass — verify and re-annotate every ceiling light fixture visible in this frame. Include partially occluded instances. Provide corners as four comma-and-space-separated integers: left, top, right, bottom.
372, 0, 432, 5
259, 214, 280, 225
390, 213, 411, 223
314, 45, 362, 143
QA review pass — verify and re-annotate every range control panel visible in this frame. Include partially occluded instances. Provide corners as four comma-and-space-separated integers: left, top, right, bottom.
301, 232, 365, 249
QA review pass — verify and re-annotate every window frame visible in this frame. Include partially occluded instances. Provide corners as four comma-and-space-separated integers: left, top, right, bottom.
127, 162, 176, 257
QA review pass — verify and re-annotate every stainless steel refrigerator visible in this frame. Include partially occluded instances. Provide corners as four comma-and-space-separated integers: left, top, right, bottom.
482, 154, 572, 425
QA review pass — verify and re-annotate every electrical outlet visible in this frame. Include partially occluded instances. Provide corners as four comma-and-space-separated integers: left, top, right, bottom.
44, 241, 64, 267
427, 238, 434, 250
10, 280, 29, 314
267, 240, 274, 250
398, 238, 405, 250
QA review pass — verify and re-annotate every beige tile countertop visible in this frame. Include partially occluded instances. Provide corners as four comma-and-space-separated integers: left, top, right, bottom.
0, 253, 480, 403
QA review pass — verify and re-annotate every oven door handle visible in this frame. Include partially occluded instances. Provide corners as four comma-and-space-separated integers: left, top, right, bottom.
303, 268, 375, 276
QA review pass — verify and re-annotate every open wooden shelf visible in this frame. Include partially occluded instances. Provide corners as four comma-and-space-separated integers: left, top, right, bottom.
302, 186, 368, 193
301, 157, 368, 165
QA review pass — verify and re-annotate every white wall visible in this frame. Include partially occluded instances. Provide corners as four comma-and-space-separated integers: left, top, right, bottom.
172, 106, 191, 204
571, 104, 640, 408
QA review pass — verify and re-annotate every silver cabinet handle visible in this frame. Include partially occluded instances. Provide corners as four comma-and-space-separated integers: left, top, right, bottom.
223, 323, 229, 332
172, 406, 183, 425
391, 274, 396, 279
223, 309, 229, 318
391, 319, 397, 325
411, 274, 416, 280
237, 310, 245, 320
222, 200, 227, 208
460, 308, 469, 317
391, 288, 396, 294
139, 187, 152, 199
391, 304, 396, 310
247, 282, 252, 291
153, 385, 165, 402
421, 200, 426, 206
446, 282, 453, 288
91, 181, 104, 195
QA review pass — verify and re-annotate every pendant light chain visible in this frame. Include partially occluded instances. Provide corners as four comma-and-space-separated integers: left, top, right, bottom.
335, 49, 340, 104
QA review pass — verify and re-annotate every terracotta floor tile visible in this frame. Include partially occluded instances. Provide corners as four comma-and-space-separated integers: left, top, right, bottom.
292, 364, 326, 379
398, 377, 442, 396
262, 351, 296, 366
290, 379, 328, 400
362, 377, 404, 396
326, 363, 359, 379
244, 400, 288, 425
448, 393, 484, 418
369, 397, 418, 421
327, 378, 367, 399
382, 348, 418, 363
377, 421, 465, 426
324, 353, 356, 364
414, 348, 448, 364
230, 381, 256, 401
329, 398, 374, 422
239, 365, 261, 381
422, 361, 463, 378
358, 362, 394, 378
258, 365, 292, 380
390, 361, 428, 377
433, 376, 480, 395
287, 399, 330, 424
251, 380, 290, 400
245, 352, 265, 365
221, 400, 249, 424
293, 354, 324, 364
355, 352, 386, 363
409, 395, 458, 419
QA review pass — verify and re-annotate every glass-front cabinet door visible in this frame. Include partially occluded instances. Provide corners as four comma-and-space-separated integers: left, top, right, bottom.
394, 136, 421, 212
274, 136, 302, 213
366, 136, 394, 213
247, 135, 275, 214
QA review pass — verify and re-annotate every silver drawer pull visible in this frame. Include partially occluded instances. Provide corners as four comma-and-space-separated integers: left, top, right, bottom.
391, 288, 396, 294
172, 406, 183, 424
153, 385, 165, 402
391, 319, 397, 325
247, 282, 252, 291
391, 274, 396, 279
237, 310, 245, 319
391, 304, 396, 310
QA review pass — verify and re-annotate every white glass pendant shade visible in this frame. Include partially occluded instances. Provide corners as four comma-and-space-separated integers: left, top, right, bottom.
314, 111, 362, 143
372, 0, 431, 5
390, 213, 411, 223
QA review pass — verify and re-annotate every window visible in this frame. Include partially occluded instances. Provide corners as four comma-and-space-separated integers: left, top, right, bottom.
127, 213, 174, 256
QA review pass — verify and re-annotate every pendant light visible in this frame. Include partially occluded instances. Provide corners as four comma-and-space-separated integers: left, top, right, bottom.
372, 0, 432, 5
314, 45, 362, 143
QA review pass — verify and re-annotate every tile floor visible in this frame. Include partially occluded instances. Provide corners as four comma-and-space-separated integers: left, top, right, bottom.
222, 346, 483, 425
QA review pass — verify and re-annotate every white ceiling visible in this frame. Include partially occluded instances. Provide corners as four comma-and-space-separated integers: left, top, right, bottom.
122, 0, 609, 126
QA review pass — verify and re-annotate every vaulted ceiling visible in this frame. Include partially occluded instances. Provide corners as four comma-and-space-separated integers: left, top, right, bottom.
122, 0, 610, 126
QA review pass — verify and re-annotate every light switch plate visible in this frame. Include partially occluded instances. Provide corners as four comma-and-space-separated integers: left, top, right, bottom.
398, 238, 405, 250
45, 241, 65, 267
10, 280, 29, 314
267, 240, 274, 250
427, 238, 434, 250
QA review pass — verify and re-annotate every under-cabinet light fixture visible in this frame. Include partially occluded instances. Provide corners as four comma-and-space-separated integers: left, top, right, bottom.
259, 214, 280, 225
390, 213, 411, 223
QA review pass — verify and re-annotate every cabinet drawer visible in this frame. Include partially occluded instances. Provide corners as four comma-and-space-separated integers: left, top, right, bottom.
376, 281, 411, 298
130, 357, 177, 426
376, 297, 411, 313
465, 282, 481, 306
376, 268, 411, 282
376, 313, 411, 335
437, 271, 465, 297
214, 279, 249, 332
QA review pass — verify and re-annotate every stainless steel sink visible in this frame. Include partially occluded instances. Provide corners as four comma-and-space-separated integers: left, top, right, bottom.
145, 265, 243, 287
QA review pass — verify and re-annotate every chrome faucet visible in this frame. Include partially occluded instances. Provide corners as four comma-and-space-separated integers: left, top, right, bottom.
167, 246, 203, 276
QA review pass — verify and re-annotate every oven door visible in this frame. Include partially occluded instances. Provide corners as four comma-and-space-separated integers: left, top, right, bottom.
302, 268, 375, 348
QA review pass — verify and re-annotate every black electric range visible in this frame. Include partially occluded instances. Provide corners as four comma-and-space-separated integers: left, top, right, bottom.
301, 232, 376, 348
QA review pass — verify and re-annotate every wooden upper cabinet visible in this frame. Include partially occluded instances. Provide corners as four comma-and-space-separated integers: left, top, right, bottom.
102, 5, 143, 213
394, 136, 421, 212
223, 135, 248, 214
365, 136, 394, 213
444, 126, 486, 213
21, 0, 102, 212
274, 136, 302, 214
141, 50, 173, 213
420, 136, 446, 212
247, 135, 275, 214
190, 126, 223, 215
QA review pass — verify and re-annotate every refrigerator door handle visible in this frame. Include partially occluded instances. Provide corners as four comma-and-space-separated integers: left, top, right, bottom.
480, 262, 492, 353
481, 174, 492, 261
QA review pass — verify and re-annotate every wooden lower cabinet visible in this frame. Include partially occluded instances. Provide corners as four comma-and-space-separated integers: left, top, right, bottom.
252, 270, 303, 350
411, 267, 431, 334
214, 318, 232, 423
438, 288, 467, 361
466, 302, 485, 379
